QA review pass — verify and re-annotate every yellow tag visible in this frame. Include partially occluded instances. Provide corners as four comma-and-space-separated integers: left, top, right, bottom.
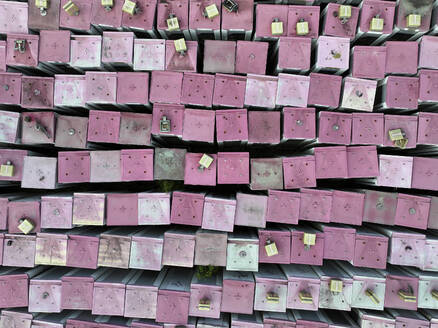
167, 16, 180, 31
299, 291, 313, 304
101, 0, 113, 7
266, 292, 280, 303
431, 290, 438, 300
271, 20, 284, 36
198, 299, 211, 311
330, 279, 343, 293
398, 289, 416, 302
0, 163, 14, 177
205, 4, 219, 19
18, 219, 35, 234
388, 128, 405, 141
198, 154, 213, 169
370, 17, 384, 31
339, 5, 351, 19
63, 0, 79, 16
122, 0, 136, 15
365, 289, 380, 304
394, 138, 408, 149
35, 0, 48, 9
265, 241, 278, 257
407, 14, 421, 28
303, 233, 316, 246
296, 21, 309, 36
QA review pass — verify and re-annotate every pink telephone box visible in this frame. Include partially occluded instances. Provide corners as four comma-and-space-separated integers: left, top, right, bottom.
213, 74, 246, 108
216, 109, 248, 143
317, 223, 356, 262
156, 267, 193, 324
194, 230, 227, 267
330, 190, 364, 226
282, 264, 320, 311
29, 267, 75, 313
266, 190, 300, 225
0, 266, 44, 308
66, 227, 100, 269
162, 228, 196, 268
283, 156, 317, 189
106, 193, 139, 226
347, 145, 379, 178
124, 269, 167, 319
395, 193, 431, 230
290, 226, 324, 266
3, 234, 36, 268
234, 192, 268, 228
171, 191, 204, 226
283, 107, 315, 140
189, 269, 223, 319
92, 269, 137, 316
121, 149, 153, 181
61, 267, 107, 310
314, 146, 348, 179
221, 271, 255, 315
258, 227, 291, 264
353, 227, 388, 270
130, 227, 166, 271
250, 158, 283, 191
202, 196, 236, 232
383, 265, 419, 311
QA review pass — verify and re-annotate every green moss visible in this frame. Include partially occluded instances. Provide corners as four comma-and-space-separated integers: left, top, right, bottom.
195, 265, 219, 280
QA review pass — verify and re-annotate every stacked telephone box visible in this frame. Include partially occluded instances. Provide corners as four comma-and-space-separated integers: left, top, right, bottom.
1, 0, 438, 326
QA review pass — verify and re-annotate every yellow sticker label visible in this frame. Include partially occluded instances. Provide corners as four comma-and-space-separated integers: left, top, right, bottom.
0, 163, 14, 177
101, 0, 113, 6
18, 219, 35, 235
299, 291, 313, 304
266, 292, 280, 303
265, 242, 279, 257
198, 299, 211, 310
431, 290, 438, 300
303, 233, 316, 246
330, 279, 343, 293
407, 14, 421, 28
35, 0, 48, 9
63, 1, 80, 16
370, 17, 384, 31
388, 129, 405, 141
296, 21, 309, 36
167, 16, 180, 31
398, 289, 417, 302
122, 0, 136, 15
199, 154, 214, 169
205, 4, 219, 19
339, 5, 351, 19
271, 21, 284, 36
365, 289, 380, 304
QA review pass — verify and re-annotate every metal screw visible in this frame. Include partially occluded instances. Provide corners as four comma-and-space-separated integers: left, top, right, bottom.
34, 89, 41, 96
296, 120, 303, 126
409, 208, 416, 215
42, 292, 49, 299
68, 128, 76, 136
3, 85, 9, 91
332, 124, 340, 131
239, 250, 247, 257
53, 208, 60, 216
